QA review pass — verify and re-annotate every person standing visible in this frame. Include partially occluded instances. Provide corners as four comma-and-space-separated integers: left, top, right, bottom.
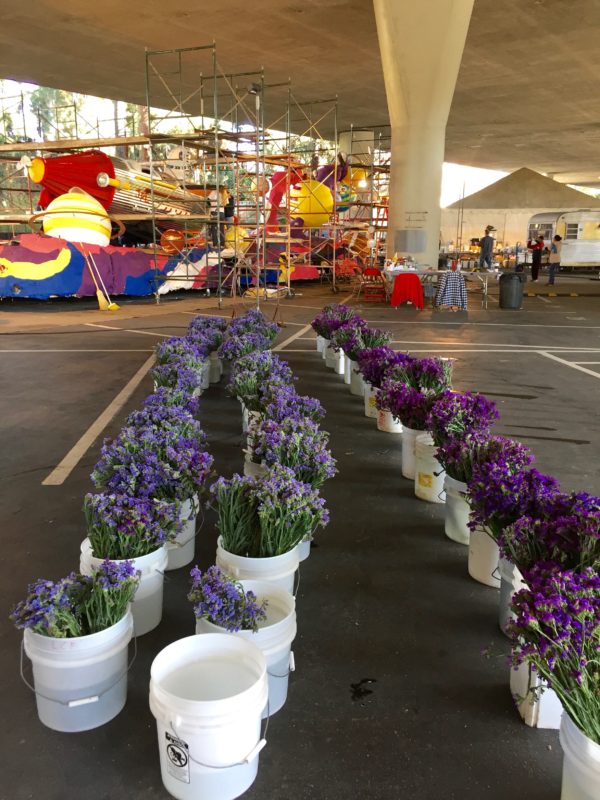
478, 226, 495, 271
547, 234, 562, 285
527, 234, 545, 282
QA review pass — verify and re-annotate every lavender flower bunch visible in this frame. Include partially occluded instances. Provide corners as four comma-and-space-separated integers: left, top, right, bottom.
188, 326, 223, 354
212, 465, 330, 557
467, 437, 559, 540
188, 315, 228, 335
155, 336, 209, 365
92, 423, 213, 504
356, 347, 412, 389
151, 341, 207, 395
228, 309, 279, 341
376, 380, 430, 430
328, 316, 369, 354
387, 356, 454, 395
428, 391, 499, 448
141, 387, 200, 417
500, 491, 600, 574
228, 351, 295, 412
311, 304, 356, 339
126, 393, 205, 439
218, 331, 274, 362
435, 431, 489, 483
508, 565, 600, 744
10, 560, 139, 638
263, 385, 325, 423
84, 493, 181, 559
188, 565, 268, 632
254, 417, 337, 488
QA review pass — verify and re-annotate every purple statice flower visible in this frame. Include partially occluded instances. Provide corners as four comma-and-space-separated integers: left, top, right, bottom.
126, 394, 203, 437
187, 326, 223, 354
428, 391, 499, 447
92, 423, 214, 503
155, 335, 209, 365
84, 492, 182, 559
466, 436, 557, 540
10, 574, 84, 637
356, 347, 413, 389
435, 430, 490, 483
500, 491, 600, 573
188, 315, 228, 335
311, 304, 356, 339
141, 387, 200, 416
358, 327, 392, 351
253, 416, 337, 488
376, 380, 433, 430
228, 350, 295, 412
508, 565, 600, 743
151, 351, 205, 396
228, 309, 279, 341
329, 316, 369, 355
263, 385, 325, 423
188, 565, 268, 632
386, 356, 454, 395
218, 331, 274, 362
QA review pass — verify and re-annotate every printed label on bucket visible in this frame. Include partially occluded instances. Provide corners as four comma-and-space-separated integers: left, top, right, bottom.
418, 472, 433, 488
368, 396, 377, 408
165, 732, 190, 784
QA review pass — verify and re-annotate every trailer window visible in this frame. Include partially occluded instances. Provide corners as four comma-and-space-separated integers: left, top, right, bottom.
565, 223, 579, 240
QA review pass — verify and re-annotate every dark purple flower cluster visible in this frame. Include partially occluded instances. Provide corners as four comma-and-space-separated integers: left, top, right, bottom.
84, 492, 181, 559
356, 347, 412, 389
435, 431, 489, 483
311, 304, 356, 338
10, 560, 138, 638
376, 380, 434, 430
467, 437, 558, 539
500, 491, 600, 573
508, 565, 600, 743
386, 356, 454, 395
254, 416, 337, 488
188, 565, 268, 632
329, 316, 369, 354
428, 391, 499, 447
92, 423, 214, 503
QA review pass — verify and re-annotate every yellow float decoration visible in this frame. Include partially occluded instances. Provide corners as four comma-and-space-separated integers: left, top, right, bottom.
41, 189, 113, 246
342, 167, 369, 192
289, 179, 333, 228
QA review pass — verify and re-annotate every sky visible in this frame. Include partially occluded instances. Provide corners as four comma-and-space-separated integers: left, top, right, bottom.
0, 79, 509, 207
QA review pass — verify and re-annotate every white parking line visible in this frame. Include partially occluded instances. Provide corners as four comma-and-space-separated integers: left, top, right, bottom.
537, 351, 600, 380
85, 323, 172, 338
41, 355, 155, 486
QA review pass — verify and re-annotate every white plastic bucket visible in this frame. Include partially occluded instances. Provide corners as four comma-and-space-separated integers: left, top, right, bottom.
316, 335, 325, 353
377, 408, 403, 434
444, 475, 470, 544
334, 349, 345, 375
149, 634, 268, 800
401, 426, 421, 480
23, 611, 133, 732
321, 338, 328, 360
343, 355, 352, 384
325, 344, 336, 368
297, 535, 312, 562
468, 526, 500, 588
364, 384, 378, 419
241, 402, 248, 433
415, 433, 446, 503
350, 363, 364, 397
559, 712, 600, 800
216, 537, 299, 594
244, 460, 268, 479
80, 538, 167, 636
167, 497, 198, 571
195, 580, 296, 717
499, 558, 527, 635
209, 351, 222, 384
201, 361, 210, 390
510, 660, 563, 729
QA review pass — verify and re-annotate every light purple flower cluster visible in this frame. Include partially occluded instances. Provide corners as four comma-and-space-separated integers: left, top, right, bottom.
126, 394, 204, 437
253, 416, 337, 488
188, 565, 268, 632
10, 560, 138, 638
92, 423, 214, 503
228, 350, 295, 412
356, 347, 412, 389
263, 384, 325, 423
142, 387, 200, 416
84, 492, 181, 559
428, 391, 499, 447
218, 331, 274, 362
188, 315, 228, 335
155, 336, 209, 365
228, 309, 279, 341
500, 491, 600, 573
508, 565, 600, 743
311, 304, 356, 339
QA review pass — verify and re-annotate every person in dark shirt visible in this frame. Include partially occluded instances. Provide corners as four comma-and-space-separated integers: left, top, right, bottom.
478, 226, 495, 271
527, 234, 545, 282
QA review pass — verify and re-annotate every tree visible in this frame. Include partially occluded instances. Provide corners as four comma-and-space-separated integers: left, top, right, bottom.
29, 87, 83, 140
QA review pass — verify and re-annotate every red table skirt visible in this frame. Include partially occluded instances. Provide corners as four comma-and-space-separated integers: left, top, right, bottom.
390, 273, 424, 309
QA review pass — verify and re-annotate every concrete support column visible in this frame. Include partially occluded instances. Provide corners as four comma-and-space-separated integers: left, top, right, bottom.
373, 0, 475, 266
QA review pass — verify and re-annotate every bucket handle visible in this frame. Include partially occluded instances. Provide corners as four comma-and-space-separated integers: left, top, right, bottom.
170, 698, 270, 770
20, 634, 137, 708
268, 650, 296, 679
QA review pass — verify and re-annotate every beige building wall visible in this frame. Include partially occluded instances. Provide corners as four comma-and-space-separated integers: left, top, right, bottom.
440, 208, 563, 249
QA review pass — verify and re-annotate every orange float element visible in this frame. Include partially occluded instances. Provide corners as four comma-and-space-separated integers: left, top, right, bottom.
159, 229, 186, 254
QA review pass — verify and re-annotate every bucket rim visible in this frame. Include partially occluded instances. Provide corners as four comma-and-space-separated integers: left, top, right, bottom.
217, 536, 300, 567
24, 609, 133, 657
81, 538, 168, 573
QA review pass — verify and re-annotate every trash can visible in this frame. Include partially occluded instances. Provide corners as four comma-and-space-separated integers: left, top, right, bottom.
499, 273, 523, 310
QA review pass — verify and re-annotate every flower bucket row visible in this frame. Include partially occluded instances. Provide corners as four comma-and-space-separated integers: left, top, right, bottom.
12, 307, 338, 800
311, 303, 600, 800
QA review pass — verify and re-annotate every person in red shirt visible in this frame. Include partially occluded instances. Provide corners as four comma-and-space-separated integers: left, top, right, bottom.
527, 234, 546, 282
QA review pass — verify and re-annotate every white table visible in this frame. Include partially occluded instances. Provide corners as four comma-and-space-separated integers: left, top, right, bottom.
383, 268, 492, 308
